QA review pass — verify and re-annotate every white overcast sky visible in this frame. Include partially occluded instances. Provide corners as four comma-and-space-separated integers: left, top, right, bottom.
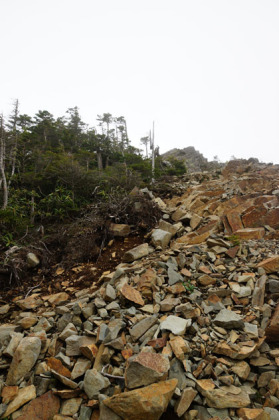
1, 0, 279, 163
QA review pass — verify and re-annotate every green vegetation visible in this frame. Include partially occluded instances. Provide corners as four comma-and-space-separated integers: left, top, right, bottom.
0, 104, 187, 247
182, 280, 195, 293
227, 234, 241, 246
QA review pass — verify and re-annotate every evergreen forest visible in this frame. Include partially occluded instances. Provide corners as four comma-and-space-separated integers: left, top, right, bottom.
0, 102, 186, 246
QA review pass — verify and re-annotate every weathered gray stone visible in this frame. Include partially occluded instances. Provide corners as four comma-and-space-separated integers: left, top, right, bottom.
78, 405, 93, 420
168, 267, 183, 285
169, 358, 187, 390
60, 397, 82, 416
158, 220, 182, 237
71, 358, 91, 380
65, 335, 82, 356
213, 309, 244, 330
123, 243, 153, 262
151, 229, 172, 249
84, 368, 110, 399
129, 315, 158, 342
104, 284, 116, 302
160, 297, 181, 312
160, 315, 190, 335
3, 332, 24, 358
26, 252, 40, 267
0, 324, 17, 347
6, 337, 41, 385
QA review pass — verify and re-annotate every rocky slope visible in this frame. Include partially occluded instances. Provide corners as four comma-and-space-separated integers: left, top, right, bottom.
0, 160, 279, 419
161, 147, 222, 173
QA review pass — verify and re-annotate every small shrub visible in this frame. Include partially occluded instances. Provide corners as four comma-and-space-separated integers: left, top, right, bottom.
227, 234, 240, 246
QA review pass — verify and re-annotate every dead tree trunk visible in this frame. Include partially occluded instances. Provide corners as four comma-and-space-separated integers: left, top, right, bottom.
0, 115, 8, 209
8, 99, 19, 189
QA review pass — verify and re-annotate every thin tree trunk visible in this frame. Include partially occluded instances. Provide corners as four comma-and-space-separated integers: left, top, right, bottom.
8, 99, 19, 189
124, 120, 129, 144
97, 152, 103, 171
30, 192, 35, 224
0, 115, 8, 209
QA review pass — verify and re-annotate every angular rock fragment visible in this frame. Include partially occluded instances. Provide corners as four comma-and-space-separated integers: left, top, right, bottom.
234, 228, 265, 240
213, 309, 244, 330
26, 252, 40, 267
14, 391, 60, 420
237, 408, 270, 420
257, 255, 279, 273
204, 385, 250, 409
103, 379, 178, 420
3, 385, 36, 418
84, 368, 110, 399
160, 315, 190, 335
174, 387, 197, 417
129, 315, 158, 341
151, 229, 172, 249
109, 223, 131, 237
125, 351, 169, 388
6, 337, 41, 385
120, 283, 144, 306
123, 243, 152, 262
265, 302, 279, 342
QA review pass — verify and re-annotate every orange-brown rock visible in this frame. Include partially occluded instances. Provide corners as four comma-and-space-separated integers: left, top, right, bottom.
103, 379, 178, 420
125, 351, 170, 388
213, 340, 259, 360
176, 231, 211, 245
226, 246, 240, 258
16, 295, 43, 310
237, 408, 270, 420
80, 343, 99, 361
197, 275, 217, 286
3, 385, 36, 418
14, 391, 60, 420
231, 361, 251, 380
196, 379, 216, 393
121, 348, 133, 360
1, 386, 18, 404
226, 211, 243, 232
169, 335, 189, 360
53, 389, 82, 399
147, 336, 168, 350
234, 228, 265, 240
174, 387, 197, 417
44, 292, 70, 306
47, 357, 71, 378
265, 302, 279, 342
120, 283, 144, 306
137, 268, 157, 300
257, 256, 279, 273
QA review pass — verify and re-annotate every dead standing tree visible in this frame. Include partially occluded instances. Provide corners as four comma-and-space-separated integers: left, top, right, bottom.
7, 99, 19, 188
0, 114, 8, 209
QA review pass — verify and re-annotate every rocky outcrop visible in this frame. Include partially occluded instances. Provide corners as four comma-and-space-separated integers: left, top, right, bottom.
162, 146, 221, 172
